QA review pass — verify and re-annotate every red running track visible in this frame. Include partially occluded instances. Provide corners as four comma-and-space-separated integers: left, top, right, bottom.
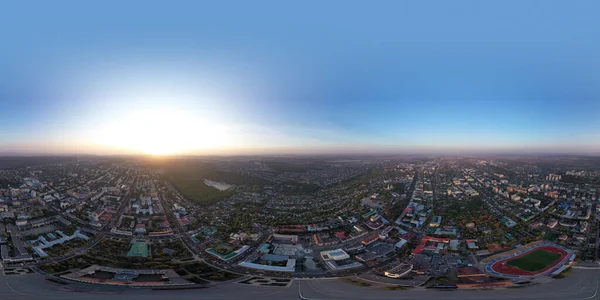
490, 246, 568, 276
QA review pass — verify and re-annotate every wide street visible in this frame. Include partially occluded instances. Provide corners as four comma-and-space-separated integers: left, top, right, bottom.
0, 267, 598, 300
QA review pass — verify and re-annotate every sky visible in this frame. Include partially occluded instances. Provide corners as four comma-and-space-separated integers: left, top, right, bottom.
1, 1, 599, 155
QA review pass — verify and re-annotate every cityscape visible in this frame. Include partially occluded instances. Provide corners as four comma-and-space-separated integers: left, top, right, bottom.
2, 1, 600, 299
0, 155, 599, 299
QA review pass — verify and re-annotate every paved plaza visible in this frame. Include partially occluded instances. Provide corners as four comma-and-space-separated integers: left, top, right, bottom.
0, 267, 598, 300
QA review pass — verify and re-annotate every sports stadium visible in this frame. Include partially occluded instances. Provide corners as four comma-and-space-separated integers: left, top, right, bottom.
482, 241, 575, 279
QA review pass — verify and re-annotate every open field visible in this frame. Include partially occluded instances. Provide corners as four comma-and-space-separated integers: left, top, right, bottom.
507, 249, 562, 272
486, 243, 572, 277
157, 159, 266, 205
166, 176, 235, 205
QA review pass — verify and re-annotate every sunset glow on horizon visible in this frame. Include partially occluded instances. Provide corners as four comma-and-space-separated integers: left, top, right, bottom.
1, 1, 600, 156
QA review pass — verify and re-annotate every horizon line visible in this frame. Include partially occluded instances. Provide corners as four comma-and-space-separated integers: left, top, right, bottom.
0, 151, 600, 158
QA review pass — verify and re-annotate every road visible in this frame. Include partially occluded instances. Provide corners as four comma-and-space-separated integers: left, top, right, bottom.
0, 267, 598, 300
39, 174, 137, 265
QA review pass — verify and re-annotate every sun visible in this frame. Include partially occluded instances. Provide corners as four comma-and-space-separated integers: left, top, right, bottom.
93, 108, 231, 155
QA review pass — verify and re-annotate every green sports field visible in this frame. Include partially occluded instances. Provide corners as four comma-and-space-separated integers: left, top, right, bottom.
127, 242, 149, 257
506, 249, 561, 272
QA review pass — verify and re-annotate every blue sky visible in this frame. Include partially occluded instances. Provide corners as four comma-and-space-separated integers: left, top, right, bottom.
1, 1, 599, 154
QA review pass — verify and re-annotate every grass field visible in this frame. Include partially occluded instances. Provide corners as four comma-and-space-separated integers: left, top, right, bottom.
507, 249, 561, 272
158, 159, 267, 205
167, 176, 235, 205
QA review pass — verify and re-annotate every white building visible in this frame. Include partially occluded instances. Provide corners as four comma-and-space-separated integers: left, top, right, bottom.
320, 249, 350, 261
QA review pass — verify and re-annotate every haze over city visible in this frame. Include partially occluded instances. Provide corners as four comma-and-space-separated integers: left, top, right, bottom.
3, 2, 600, 300
2, 1, 599, 156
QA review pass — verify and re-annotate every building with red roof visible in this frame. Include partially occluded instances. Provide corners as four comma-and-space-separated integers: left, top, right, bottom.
335, 232, 349, 240
362, 234, 379, 246
411, 236, 450, 254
